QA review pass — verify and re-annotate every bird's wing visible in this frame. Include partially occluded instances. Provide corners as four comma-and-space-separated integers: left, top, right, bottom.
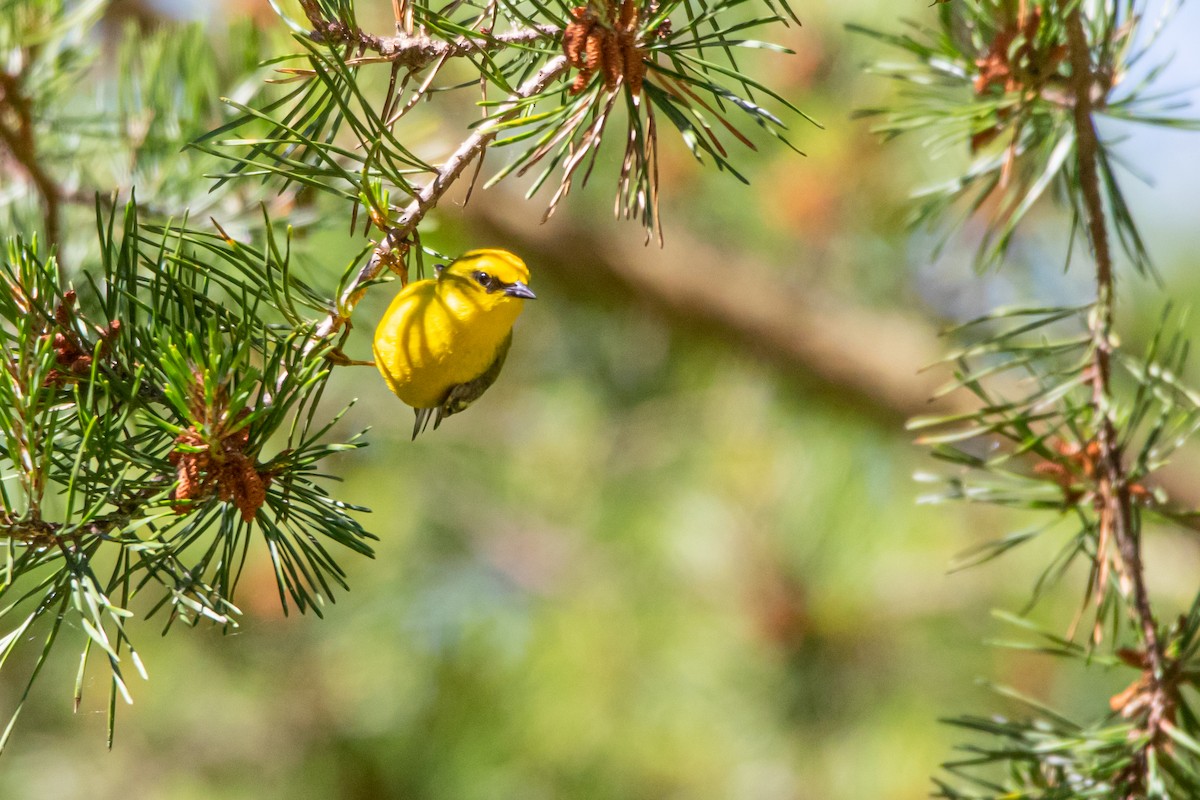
433, 332, 512, 429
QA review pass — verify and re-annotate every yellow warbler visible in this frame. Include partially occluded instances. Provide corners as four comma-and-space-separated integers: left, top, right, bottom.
373, 248, 536, 438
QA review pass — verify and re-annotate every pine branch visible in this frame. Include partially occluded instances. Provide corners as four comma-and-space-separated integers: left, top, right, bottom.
856, 3, 1200, 793
311, 54, 570, 344
302, 3, 558, 69
1063, 0, 1169, 770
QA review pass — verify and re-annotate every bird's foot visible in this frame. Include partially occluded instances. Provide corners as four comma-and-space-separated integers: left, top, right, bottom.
325, 347, 375, 367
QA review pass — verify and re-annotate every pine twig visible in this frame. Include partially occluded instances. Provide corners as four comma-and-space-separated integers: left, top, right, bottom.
300, 0, 557, 68
334, 25, 558, 67
1062, 0, 1168, 762
311, 54, 570, 344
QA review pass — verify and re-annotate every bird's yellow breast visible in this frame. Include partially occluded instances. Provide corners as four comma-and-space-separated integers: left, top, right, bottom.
373, 277, 524, 409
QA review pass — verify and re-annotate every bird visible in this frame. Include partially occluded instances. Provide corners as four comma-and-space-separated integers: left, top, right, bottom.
372, 248, 536, 439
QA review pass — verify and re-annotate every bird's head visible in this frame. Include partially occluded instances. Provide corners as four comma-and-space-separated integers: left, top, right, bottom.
435, 248, 536, 312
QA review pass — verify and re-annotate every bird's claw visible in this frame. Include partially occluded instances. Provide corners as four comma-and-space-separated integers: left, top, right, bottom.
326, 347, 375, 367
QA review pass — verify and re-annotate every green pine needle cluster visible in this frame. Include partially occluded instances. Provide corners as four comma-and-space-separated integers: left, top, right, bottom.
0, 202, 375, 749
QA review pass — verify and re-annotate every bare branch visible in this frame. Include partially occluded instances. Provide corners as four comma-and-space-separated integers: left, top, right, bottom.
300, 0, 558, 70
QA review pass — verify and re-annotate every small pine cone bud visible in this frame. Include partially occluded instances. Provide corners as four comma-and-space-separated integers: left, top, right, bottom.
172, 452, 202, 513
585, 27, 604, 73
226, 425, 250, 452
564, 20, 592, 67
53, 332, 78, 363
624, 40, 646, 96
570, 5, 588, 20
98, 320, 120, 357
602, 30, 622, 89
224, 408, 252, 448
55, 291, 76, 326
171, 430, 214, 513
70, 355, 93, 375
619, 0, 637, 30
235, 460, 267, 523
216, 462, 235, 504
570, 69, 593, 95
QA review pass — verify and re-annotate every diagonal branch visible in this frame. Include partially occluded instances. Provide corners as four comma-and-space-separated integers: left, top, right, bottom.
311, 54, 570, 344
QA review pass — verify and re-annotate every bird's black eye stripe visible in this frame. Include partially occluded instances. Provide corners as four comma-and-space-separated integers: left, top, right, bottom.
473, 271, 495, 290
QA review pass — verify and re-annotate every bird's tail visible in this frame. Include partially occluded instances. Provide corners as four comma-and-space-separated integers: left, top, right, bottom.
412, 407, 436, 440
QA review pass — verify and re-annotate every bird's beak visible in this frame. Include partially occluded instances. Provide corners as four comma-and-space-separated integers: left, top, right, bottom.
503, 281, 537, 299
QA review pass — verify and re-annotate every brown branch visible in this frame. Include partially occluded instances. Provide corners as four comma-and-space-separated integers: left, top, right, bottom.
0, 70, 61, 249
1063, 0, 1169, 758
0, 504, 146, 548
300, 0, 557, 70
334, 26, 558, 69
311, 55, 570, 345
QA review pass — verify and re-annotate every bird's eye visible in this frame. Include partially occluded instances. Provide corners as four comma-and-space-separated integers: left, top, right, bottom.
473, 271, 493, 289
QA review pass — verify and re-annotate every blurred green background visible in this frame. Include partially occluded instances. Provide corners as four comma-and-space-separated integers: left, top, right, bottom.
3, 1, 1200, 798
